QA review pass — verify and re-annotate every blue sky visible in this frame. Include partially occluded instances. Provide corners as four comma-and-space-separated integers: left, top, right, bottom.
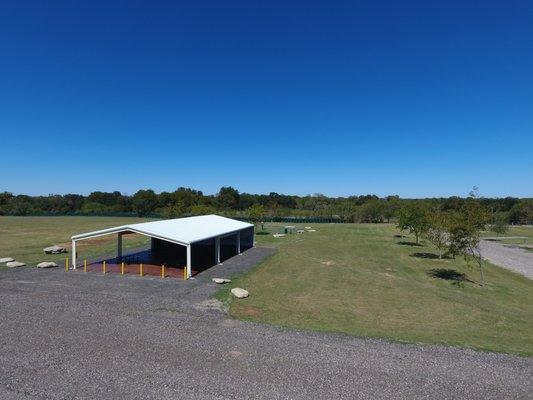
0, 0, 531, 198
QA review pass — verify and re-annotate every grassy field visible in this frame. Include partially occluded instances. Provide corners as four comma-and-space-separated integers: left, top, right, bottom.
0, 216, 159, 267
217, 223, 533, 356
3, 217, 532, 356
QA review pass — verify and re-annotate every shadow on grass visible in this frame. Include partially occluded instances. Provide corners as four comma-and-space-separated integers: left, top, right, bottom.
256, 231, 270, 236
397, 241, 423, 247
427, 268, 473, 287
394, 234, 408, 238
411, 252, 451, 260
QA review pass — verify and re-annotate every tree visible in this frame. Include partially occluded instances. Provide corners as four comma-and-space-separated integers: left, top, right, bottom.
447, 191, 489, 287
426, 211, 450, 260
358, 199, 384, 223
490, 213, 509, 237
132, 189, 158, 217
248, 204, 265, 231
217, 186, 240, 211
397, 202, 430, 245
383, 195, 401, 223
191, 204, 217, 216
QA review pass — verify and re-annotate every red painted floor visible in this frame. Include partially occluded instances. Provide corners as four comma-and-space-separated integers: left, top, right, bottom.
76, 262, 197, 279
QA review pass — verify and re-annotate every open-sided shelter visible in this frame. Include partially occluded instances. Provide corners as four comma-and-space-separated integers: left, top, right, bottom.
71, 215, 254, 278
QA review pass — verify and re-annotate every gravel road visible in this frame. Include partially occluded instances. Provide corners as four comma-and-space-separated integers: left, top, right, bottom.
480, 239, 533, 279
1, 247, 532, 399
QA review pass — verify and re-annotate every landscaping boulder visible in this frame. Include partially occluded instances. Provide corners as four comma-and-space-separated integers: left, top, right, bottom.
6, 261, 25, 268
37, 262, 59, 268
231, 288, 249, 299
0, 257, 14, 263
43, 246, 66, 254
212, 278, 232, 284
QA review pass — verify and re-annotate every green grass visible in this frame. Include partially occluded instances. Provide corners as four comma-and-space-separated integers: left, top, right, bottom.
0, 216, 159, 266
483, 226, 533, 245
220, 223, 533, 356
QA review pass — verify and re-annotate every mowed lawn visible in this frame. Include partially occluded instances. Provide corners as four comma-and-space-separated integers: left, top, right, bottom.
0, 216, 159, 266
220, 223, 533, 356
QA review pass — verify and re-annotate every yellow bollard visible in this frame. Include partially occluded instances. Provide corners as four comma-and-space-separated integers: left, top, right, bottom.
66, 258, 69, 271
121, 262, 125, 275
84, 259, 87, 273
183, 266, 187, 281
140, 263, 143, 277
103, 261, 106, 274
162, 264, 165, 280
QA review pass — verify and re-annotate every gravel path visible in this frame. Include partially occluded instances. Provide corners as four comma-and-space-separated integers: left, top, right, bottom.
1, 247, 532, 399
480, 239, 533, 279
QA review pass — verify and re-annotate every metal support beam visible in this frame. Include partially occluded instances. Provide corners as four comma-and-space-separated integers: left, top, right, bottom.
237, 232, 241, 254
117, 232, 123, 260
72, 240, 77, 270
186, 244, 192, 279
215, 237, 220, 264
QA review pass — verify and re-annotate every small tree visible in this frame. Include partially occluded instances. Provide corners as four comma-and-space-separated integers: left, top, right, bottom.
490, 213, 509, 237
248, 204, 266, 232
426, 211, 450, 260
447, 191, 489, 287
397, 202, 430, 245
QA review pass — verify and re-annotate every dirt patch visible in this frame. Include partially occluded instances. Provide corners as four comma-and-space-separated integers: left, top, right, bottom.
237, 305, 262, 317
320, 260, 335, 266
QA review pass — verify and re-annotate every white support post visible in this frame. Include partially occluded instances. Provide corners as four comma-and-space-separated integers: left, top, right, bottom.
186, 244, 192, 279
117, 233, 123, 260
237, 232, 241, 254
72, 240, 77, 270
215, 237, 221, 264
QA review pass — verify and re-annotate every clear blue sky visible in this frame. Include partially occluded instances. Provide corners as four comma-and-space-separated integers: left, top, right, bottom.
1, 0, 531, 198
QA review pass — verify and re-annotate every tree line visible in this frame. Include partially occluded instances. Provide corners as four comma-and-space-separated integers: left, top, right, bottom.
0, 187, 532, 225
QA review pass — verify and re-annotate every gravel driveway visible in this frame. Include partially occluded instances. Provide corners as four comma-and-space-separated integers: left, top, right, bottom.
1, 247, 532, 399
480, 239, 533, 279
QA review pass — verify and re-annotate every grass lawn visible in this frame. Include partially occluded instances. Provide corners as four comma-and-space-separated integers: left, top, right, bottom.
217, 223, 533, 356
0, 216, 159, 267
483, 226, 533, 245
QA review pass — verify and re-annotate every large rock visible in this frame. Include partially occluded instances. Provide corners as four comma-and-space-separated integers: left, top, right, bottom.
43, 246, 66, 254
6, 261, 25, 268
231, 288, 249, 299
212, 278, 232, 284
0, 257, 14, 263
37, 262, 59, 268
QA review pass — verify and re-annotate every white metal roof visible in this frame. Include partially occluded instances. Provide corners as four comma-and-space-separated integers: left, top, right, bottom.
71, 215, 253, 245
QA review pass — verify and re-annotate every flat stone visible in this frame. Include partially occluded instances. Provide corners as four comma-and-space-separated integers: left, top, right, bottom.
6, 261, 25, 268
231, 288, 249, 299
37, 262, 59, 268
212, 278, 232, 284
43, 246, 66, 254
0, 257, 14, 263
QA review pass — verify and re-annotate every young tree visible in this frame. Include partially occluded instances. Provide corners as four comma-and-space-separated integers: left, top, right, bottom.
447, 191, 489, 287
490, 213, 509, 237
397, 202, 430, 245
426, 211, 450, 260
248, 204, 266, 232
